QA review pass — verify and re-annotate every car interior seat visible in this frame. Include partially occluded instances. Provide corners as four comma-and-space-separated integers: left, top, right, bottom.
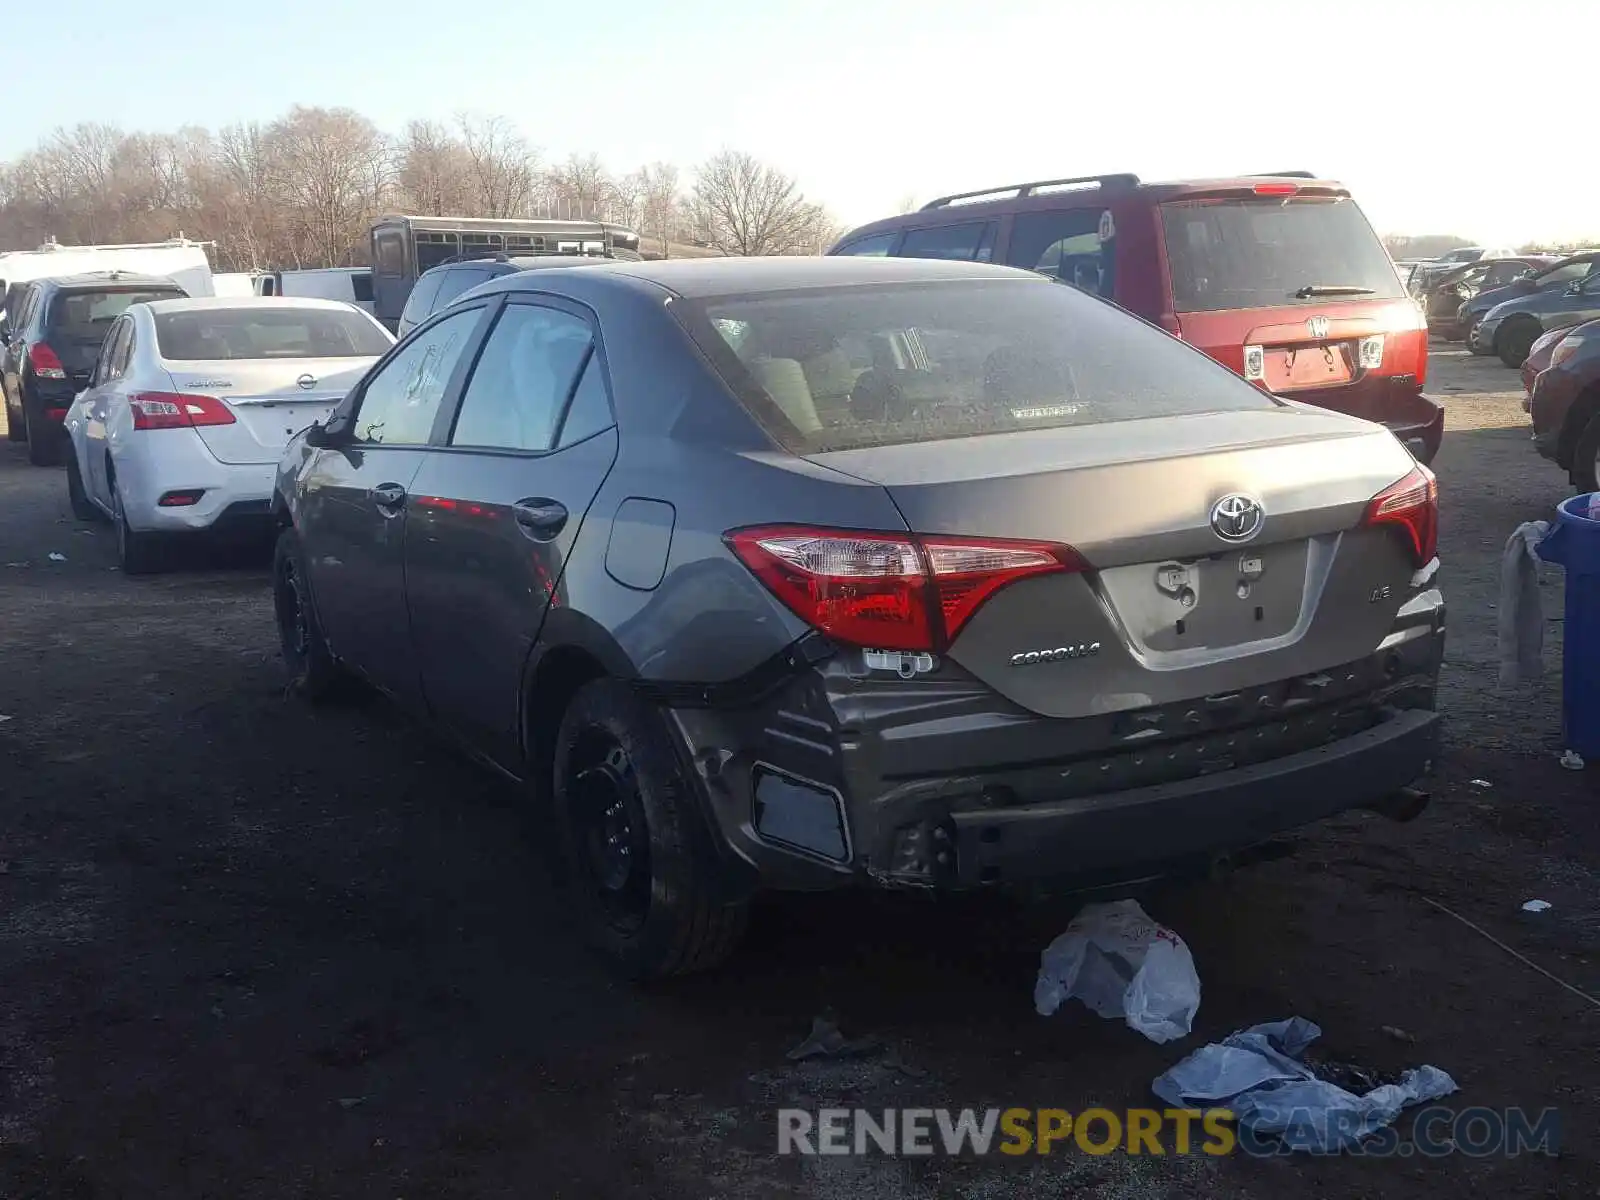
747, 357, 822, 433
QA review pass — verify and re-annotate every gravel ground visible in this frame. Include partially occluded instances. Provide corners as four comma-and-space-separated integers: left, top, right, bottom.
1, 346, 1596, 1199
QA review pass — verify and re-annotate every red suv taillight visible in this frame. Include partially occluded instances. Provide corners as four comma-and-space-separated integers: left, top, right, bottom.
29, 343, 67, 380
129, 392, 237, 431
726, 526, 1087, 652
1363, 465, 1438, 566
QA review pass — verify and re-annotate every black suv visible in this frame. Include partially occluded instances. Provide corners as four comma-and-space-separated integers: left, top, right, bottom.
2, 272, 187, 464
396, 255, 613, 337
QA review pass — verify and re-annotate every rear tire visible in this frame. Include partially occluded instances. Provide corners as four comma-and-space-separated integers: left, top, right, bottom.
1573, 412, 1600, 494
552, 678, 749, 979
66, 452, 98, 522
1497, 319, 1541, 369
24, 405, 59, 466
273, 526, 349, 701
110, 472, 162, 575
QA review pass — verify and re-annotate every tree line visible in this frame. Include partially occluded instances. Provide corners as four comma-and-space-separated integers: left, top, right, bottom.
0, 106, 844, 270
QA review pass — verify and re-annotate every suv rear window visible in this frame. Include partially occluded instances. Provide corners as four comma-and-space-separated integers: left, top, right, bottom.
679, 279, 1272, 454
1161, 196, 1402, 312
154, 307, 392, 359
48, 289, 179, 343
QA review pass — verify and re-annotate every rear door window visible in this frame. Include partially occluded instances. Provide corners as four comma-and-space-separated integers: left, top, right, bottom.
448, 303, 592, 452
1160, 196, 1403, 312
898, 222, 996, 262
1006, 209, 1116, 297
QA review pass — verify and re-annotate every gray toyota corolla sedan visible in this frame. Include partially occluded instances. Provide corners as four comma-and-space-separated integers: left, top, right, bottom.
271, 256, 1444, 978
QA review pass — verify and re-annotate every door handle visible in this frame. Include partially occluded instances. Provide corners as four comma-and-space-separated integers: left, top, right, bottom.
371, 482, 407, 515
512, 498, 568, 541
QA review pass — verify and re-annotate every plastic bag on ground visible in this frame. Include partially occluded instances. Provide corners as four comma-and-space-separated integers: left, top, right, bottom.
1151, 1017, 1457, 1153
1033, 899, 1199, 1043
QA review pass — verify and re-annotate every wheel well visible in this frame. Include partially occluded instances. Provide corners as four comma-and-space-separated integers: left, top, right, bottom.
1559, 381, 1600, 469
522, 646, 608, 799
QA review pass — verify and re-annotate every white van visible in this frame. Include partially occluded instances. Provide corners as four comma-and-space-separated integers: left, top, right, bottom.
256, 267, 374, 315
0, 238, 214, 322
210, 272, 261, 298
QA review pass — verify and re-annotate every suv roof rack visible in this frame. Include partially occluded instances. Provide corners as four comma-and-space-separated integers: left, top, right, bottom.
921, 173, 1140, 210
1250, 170, 1317, 178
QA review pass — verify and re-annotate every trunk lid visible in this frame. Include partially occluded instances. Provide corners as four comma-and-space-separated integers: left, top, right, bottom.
165, 358, 375, 465
807, 409, 1422, 719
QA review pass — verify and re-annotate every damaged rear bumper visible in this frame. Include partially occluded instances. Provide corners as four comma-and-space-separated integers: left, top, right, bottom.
664, 623, 1444, 897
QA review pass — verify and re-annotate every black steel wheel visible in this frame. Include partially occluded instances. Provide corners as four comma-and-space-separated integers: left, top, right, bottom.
552, 678, 749, 979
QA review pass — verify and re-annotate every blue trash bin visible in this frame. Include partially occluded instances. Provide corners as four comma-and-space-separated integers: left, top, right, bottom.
1538, 493, 1600, 758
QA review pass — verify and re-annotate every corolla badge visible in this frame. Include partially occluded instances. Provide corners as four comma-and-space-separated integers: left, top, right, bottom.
1210, 493, 1265, 543
1009, 643, 1101, 667
1306, 315, 1330, 339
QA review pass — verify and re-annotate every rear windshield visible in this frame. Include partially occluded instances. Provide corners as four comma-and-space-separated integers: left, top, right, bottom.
1161, 196, 1403, 312
677, 278, 1274, 454
153, 307, 392, 360
48, 290, 179, 342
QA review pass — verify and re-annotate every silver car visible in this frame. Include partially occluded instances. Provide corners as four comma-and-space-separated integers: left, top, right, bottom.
64, 297, 394, 572
271, 256, 1445, 978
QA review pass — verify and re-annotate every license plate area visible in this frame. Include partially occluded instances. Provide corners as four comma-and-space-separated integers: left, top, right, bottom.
1098, 541, 1310, 653
1266, 342, 1353, 391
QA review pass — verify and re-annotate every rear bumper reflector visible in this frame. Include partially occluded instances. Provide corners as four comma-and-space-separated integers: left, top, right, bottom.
158, 490, 206, 508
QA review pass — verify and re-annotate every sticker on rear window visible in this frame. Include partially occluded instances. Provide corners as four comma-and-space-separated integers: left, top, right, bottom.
1098, 211, 1116, 241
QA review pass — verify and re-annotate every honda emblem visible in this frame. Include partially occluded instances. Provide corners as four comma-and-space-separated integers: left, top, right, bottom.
1306, 315, 1330, 340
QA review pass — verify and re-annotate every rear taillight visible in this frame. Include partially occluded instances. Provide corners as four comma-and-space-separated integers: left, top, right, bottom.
29, 343, 66, 380
1363, 465, 1438, 567
129, 392, 236, 431
726, 526, 1086, 652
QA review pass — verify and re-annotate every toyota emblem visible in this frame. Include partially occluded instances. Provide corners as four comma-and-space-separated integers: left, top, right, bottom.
1306, 315, 1330, 339
1210, 494, 1265, 543
296, 374, 317, 390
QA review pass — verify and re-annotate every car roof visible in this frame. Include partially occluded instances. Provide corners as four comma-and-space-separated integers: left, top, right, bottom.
141, 296, 372, 315
493, 254, 1040, 300
35, 272, 185, 290
835, 173, 1353, 243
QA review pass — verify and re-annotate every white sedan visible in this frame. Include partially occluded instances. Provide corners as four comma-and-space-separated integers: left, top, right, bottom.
63, 297, 394, 572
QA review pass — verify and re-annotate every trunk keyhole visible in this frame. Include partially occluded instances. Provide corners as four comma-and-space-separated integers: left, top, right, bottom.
1255, 606, 1265, 622
1175, 619, 1186, 636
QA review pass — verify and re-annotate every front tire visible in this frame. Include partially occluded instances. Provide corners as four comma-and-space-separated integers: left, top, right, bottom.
273, 526, 348, 701
1497, 319, 1541, 369
66, 452, 99, 522
552, 678, 749, 979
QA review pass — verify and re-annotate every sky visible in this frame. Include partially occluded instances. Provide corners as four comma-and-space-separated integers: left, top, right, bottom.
6, 0, 1597, 246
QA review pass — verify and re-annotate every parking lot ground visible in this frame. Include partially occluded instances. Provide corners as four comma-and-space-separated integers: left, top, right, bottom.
1, 345, 1597, 1199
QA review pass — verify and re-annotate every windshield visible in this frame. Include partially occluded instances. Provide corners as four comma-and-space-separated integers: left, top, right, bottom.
1161, 196, 1403, 312
47, 290, 178, 342
154, 307, 392, 360
678, 278, 1275, 455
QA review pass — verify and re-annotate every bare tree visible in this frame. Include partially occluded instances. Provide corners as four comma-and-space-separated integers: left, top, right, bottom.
457, 115, 537, 218
635, 161, 682, 255
265, 106, 391, 267
547, 151, 612, 220
896, 193, 920, 215
394, 120, 474, 217
690, 150, 831, 256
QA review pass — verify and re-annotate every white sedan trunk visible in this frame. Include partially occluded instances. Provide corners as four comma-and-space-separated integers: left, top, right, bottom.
163, 358, 376, 465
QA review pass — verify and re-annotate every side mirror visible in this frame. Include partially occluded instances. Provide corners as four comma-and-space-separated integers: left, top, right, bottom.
304, 422, 332, 448
1567, 281, 1584, 296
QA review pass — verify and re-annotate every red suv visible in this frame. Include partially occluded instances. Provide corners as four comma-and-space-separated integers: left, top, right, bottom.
829, 172, 1441, 463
